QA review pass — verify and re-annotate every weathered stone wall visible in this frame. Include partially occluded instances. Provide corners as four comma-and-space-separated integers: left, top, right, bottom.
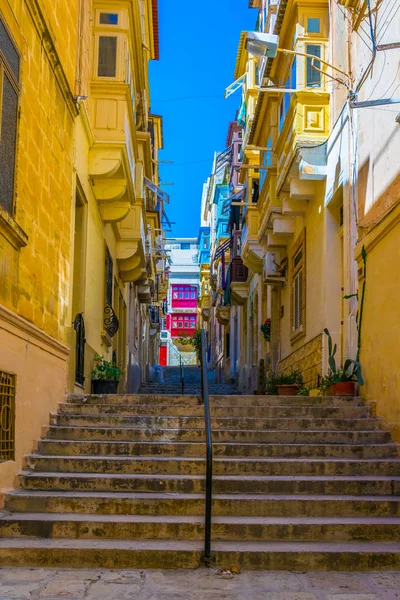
278, 333, 323, 388
0, 0, 78, 344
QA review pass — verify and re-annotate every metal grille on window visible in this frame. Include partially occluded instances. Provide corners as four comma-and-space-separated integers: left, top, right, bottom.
105, 247, 113, 306
73, 313, 85, 386
0, 371, 15, 462
293, 269, 303, 331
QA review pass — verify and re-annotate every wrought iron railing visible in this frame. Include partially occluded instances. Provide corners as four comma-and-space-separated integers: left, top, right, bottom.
104, 304, 119, 337
200, 329, 213, 566
0, 371, 15, 462
167, 340, 184, 395
73, 313, 85, 386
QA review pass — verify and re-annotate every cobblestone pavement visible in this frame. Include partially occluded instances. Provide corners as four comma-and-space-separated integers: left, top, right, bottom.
0, 568, 400, 600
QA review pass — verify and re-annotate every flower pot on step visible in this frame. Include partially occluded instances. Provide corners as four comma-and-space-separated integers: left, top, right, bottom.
277, 384, 300, 396
330, 381, 356, 396
92, 379, 119, 394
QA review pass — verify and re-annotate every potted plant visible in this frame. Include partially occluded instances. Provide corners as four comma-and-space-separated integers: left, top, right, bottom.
323, 329, 364, 396
265, 369, 303, 395
277, 369, 303, 396
260, 318, 271, 342
91, 355, 123, 394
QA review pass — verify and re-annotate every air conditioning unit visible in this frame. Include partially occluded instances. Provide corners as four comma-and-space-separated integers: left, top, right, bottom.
263, 251, 280, 278
263, 251, 286, 285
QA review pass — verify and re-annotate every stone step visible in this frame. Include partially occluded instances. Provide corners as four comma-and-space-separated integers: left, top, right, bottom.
3, 513, 400, 543
1, 538, 400, 570
23, 454, 400, 476
66, 394, 364, 406
35, 440, 400, 459
57, 403, 372, 419
50, 414, 381, 431
18, 471, 400, 496
44, 425, 391, 445
5, 490, 400, 517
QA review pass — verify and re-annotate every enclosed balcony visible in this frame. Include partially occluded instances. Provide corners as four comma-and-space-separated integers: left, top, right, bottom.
241, 206, 264, 273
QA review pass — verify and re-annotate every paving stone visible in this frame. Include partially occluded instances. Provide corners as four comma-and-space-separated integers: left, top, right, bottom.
241, 571, 308, 591
39, 579, 86, 598
85, 582, 142, 600
0, 569, 53, 583
306, 573, 369, 591
326, 596, 379, 600
0, 584, 40, 599
369, 573, 400, 588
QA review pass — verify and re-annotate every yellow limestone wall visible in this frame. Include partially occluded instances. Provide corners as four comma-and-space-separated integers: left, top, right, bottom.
279, 191, 324, 381
360, 220, 400, 442
0, 0, 78, 502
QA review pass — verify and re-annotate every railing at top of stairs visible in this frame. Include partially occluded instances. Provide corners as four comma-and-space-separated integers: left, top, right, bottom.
200, 328, 213, 566
166, 340, 184, 395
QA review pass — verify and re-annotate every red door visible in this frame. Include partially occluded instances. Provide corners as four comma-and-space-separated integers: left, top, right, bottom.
159, 344, 167, 366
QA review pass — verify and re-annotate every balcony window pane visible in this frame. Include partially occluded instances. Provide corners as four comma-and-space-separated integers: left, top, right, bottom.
306, 44, 321, 88
307, 18, 320, 33
98, 36, 117, 77
100, 13, 119, 25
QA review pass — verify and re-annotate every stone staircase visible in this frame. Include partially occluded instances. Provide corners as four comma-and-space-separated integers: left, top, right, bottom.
139, 365, 240, 396
1, 393, 400, 569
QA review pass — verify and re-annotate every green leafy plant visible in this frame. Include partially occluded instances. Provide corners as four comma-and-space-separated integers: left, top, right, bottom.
91, 355, 123, 381
297, 385, 311, 396
265, 369, 303, 394
323, 328, 364, 385
278, 369, 303, 386
191, 329, 203, 363
265, 373, 279, 395
260, 318, 271, 342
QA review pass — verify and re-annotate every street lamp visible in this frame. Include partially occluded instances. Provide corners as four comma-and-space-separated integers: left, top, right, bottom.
245, 32, 279, 59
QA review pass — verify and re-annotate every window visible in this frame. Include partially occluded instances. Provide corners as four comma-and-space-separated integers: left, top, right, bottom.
105, 246, 113, 306
0, 370, 15, 461
98, 36, 117, 77
306, 45, 322, 88
307, 18, 320, 33
279, 58, 296, 133
0, 17, 20, 214
291, 230, 306, 339
100, 13, 119, 25
181, 243, 190, 249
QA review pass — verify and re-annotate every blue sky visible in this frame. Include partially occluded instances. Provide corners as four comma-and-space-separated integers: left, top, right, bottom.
149, 1, 256, 239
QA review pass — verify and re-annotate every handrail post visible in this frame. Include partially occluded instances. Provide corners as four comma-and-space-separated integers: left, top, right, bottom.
200, 329, 212, 566
180, 355, 184, 395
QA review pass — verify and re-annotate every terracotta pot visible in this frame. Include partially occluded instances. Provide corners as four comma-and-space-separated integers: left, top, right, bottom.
277, 384, 300, 396
92, 379, 119, 394
330, 381, 356, 396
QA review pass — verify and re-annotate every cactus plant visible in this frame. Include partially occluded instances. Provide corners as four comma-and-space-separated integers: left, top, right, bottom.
323, 328, 364, 386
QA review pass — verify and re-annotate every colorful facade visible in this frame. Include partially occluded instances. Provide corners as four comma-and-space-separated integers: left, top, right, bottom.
199, 0, 400, 425
161, 239, 199, 365
0, 0, 168, 502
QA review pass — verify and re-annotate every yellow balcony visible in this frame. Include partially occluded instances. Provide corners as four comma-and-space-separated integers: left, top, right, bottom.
242, 206, 264, 273
88, 81, 137, 223
116, 201, 146, 283
276, 90, 329, 193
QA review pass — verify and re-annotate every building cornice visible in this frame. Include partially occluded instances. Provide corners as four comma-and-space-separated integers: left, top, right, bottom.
0, 303, 69, 360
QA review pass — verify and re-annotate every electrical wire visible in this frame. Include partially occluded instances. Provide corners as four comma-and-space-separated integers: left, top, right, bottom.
152, 94, 223, 103
376, 0, 400, 44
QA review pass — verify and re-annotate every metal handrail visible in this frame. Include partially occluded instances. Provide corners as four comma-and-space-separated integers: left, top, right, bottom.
200, 329, 213, 566
166, 340, 185, 395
